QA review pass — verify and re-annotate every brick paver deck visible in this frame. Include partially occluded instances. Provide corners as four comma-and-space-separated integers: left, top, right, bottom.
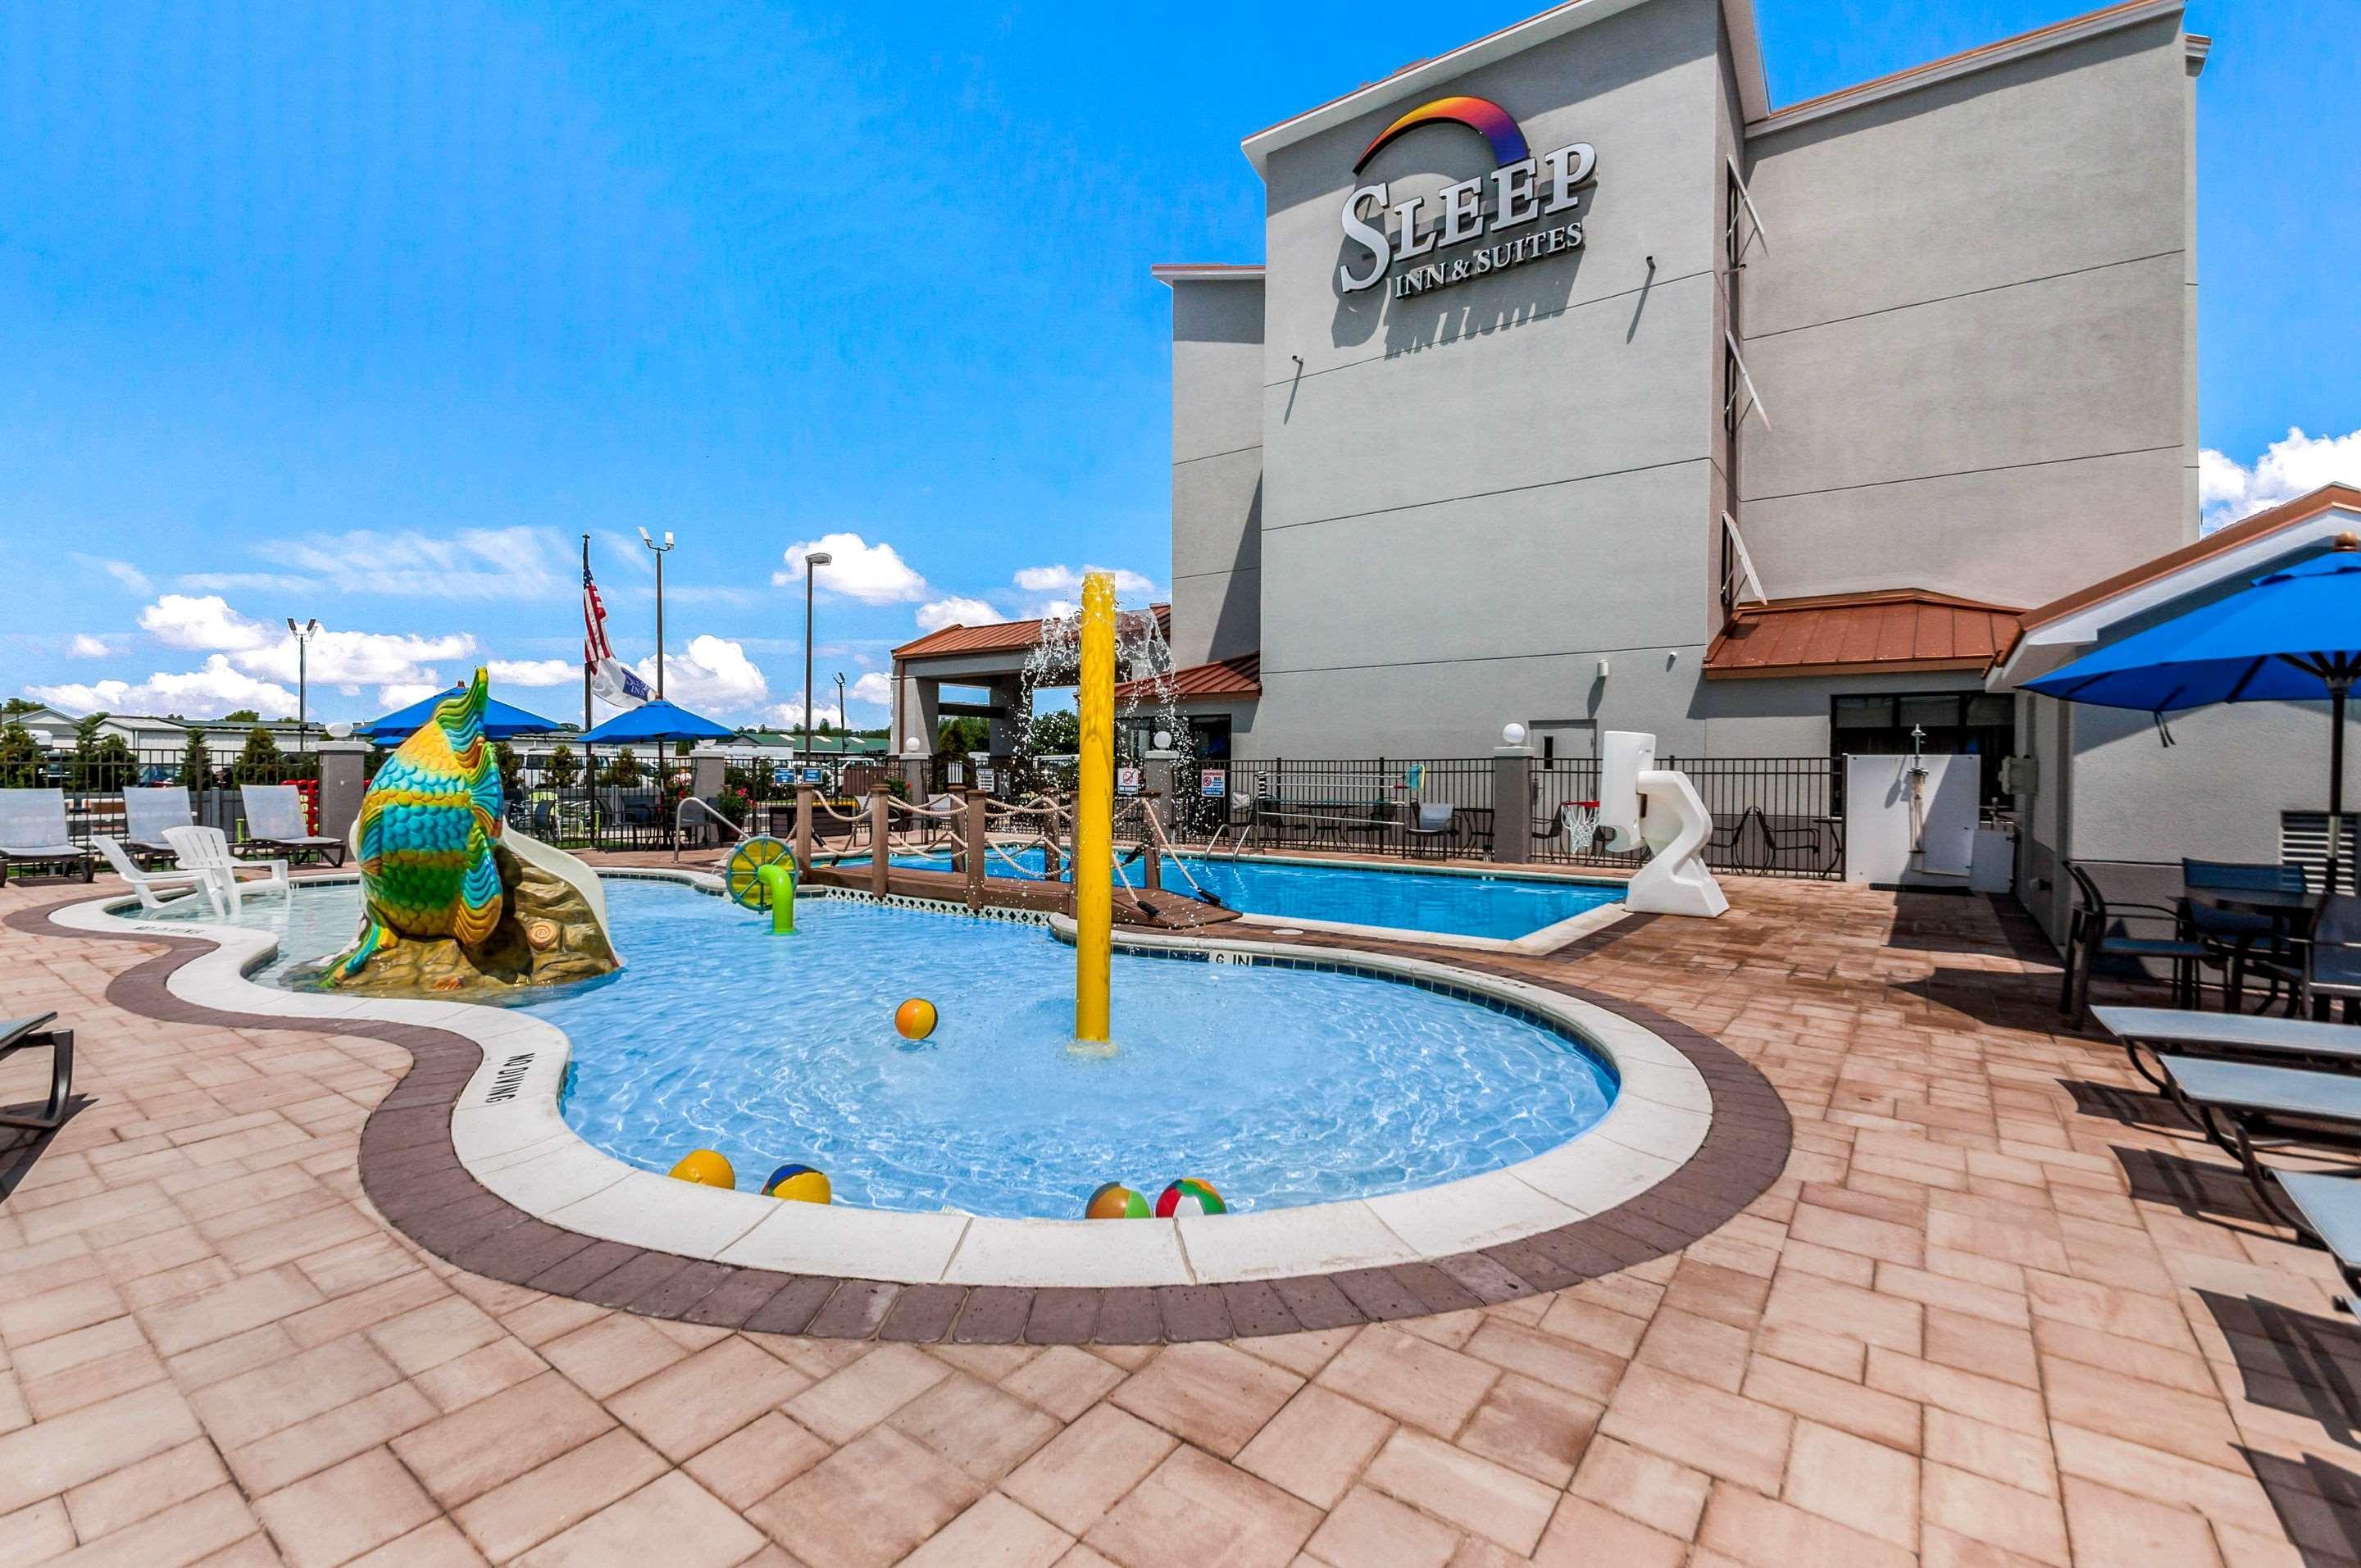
0, 866, 2354, 1566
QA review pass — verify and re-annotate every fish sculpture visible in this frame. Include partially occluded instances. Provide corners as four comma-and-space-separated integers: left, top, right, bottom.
330, 669, 504, 979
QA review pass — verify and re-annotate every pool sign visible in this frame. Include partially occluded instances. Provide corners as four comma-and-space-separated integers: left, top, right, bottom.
1337, 95, 1595, 301
1200, 770, 1227, 798
976, 766, 997, 793
1117, 766, 1142, 794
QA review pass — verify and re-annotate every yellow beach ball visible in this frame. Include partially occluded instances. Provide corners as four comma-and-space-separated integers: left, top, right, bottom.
763, 1164, 833, 1204
667, 1149, 735, 1188
894, 998, 939, 1041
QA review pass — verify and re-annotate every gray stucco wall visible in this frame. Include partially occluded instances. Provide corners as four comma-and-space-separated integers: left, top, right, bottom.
1167, 280, 1266, 671
1735, 15, 2198, 610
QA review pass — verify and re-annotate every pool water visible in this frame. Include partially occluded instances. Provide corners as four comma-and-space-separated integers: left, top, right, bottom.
134, 878, 1619, 1220
865, 846, 1622, 941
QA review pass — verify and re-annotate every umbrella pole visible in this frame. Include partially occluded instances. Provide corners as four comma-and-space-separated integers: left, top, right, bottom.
2334, 680, 2350, 898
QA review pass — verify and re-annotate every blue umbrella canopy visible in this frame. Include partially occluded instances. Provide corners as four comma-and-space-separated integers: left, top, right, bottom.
357, 686, 563, 743
2028, 534, 2361, 888
575, 698, 736, 747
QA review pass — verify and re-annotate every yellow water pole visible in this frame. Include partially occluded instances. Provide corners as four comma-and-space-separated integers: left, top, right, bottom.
1075, 570, 1115, 1043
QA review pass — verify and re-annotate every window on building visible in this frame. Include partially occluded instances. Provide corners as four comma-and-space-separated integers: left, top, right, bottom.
1831, 690, 2017, 807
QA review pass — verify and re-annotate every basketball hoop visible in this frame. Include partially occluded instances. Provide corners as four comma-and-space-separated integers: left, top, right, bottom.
1563, 800, 1600, 850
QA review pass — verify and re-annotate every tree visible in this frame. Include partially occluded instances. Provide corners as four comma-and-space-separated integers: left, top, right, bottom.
1, 698, 40, 716
235, 725, 284, 782
937, 716, 989, 755
223, 709, 262, 723
1025, 710, 1080, 756
492, 741, 525, 801
598, 747, 643, 788
0, 722, 41, 786
542, 745, 580, 789
180, 728, 212, 791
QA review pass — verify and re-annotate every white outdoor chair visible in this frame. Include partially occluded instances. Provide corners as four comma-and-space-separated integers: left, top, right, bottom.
238, 784, 345, 866
92, 835, 210, 912
0, 789, 93, 886
121, 786, 197, 865
164, 825, 289, 919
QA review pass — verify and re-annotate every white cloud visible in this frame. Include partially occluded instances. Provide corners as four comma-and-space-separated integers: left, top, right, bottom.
272, 526, 570, 599
766, 698, 846, 729
27, 657, 300, 720
487, 658, 577, 687
2200, 426, 2361, 533
849, 671, 894, 707
915, 596, 999, 634
632, 634, 769, 714
773, 534, 930, 603
1011, 564, 1158, 598
177, 571, 323, 593
139, 594, 275, 652
68, 634, 112, 658
375, 683, 444, 711
73, 555, 152, 595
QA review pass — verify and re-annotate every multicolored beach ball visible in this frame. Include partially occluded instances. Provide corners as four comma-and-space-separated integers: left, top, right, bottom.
1154, 1179, 1226, 1217
762, 1164, 832, 1204
1085, 1181, 1151, 1220
668, 1149, 735, 1188
894, 998, 939, 1040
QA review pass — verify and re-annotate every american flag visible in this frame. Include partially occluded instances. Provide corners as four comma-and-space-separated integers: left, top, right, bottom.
583, 561, 652, 708
583, 563, 615, 665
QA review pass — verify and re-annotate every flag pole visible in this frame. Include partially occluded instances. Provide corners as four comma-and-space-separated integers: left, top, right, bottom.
583, 534, 596, 848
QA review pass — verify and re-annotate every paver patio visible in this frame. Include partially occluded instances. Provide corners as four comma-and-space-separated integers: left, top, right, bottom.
2, 861, 2357, 1566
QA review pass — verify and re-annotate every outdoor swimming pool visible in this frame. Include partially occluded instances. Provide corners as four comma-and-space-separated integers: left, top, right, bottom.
134, 877, 1621, 1220
862, 846, 1622, 941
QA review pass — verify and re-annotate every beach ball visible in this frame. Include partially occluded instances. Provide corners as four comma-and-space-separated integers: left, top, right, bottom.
668, 1149, 735, 1188
762, 1164, 832, 1205
1085, 1181, 1151, 1220
894, 998, 939, 1041
1155, 1179, 1226, 1218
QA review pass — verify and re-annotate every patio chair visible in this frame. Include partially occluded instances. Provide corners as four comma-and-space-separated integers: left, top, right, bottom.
238, 784, 344, 866
2272, 1172, 2361, 1314
0, 1013, 73, 1132
164, 825, 289, 920
2290, 894, 2361, 1022
2059, 862, 2209, 1027
92, 835, 210, 913
121, 786, 196, 866
2181, 859, 2311, 1011
2153, 1053, 2361, 1240
1403, 802, 1457, 859
2095, 1004, 2361, 1093
0, 790, 93, 887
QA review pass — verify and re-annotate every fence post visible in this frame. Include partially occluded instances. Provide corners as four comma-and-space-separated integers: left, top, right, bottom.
964, 789, 988, 911
794, 785, 816, 872
1491, 744, 1535, 865
868, 785, 891, 898
314, 740, 372, 850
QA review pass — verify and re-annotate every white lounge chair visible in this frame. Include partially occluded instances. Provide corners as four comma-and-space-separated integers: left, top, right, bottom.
0, 789, 93, 886
121, 787, 196, 865
93, 835, 209, 913
164, 825, 289, 919
238, 784, 344, 866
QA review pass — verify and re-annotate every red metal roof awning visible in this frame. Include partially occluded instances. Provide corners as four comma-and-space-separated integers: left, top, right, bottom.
1704, 589, 2022, 679
893, 605, 1171, 663
1114, 652, 1261, 703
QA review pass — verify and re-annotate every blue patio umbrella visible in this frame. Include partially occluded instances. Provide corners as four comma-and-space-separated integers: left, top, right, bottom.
356, 685, 564, 743
2027, 533, 2361, 892
575, 698, 737, 747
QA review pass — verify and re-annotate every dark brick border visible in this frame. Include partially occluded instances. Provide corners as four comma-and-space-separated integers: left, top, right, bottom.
13, 892, 1791, 1344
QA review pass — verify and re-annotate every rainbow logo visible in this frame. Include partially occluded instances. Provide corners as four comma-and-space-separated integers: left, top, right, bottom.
1354, 95, 1531, 173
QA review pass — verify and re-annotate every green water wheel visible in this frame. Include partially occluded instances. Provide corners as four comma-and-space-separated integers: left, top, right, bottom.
726, 836, 794, 909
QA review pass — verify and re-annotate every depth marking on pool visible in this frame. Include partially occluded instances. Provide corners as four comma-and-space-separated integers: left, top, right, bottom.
32, 874, 1792, 1344
483, 1053, 535, 1104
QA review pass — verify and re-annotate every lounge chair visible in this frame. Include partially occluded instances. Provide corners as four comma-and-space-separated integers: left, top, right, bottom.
2059, 862, 2209, 1026
0, 790, 93, 887
92, 835, 210, 913
165, 825, 289, 920
2272, 1172, 2361, 1313
2153, 1053, 2361, 1238
1403, 802, 1457, 858
238, 784, 344, 866
2096, 1005, 2361, 1095
121, 786, 196, 866
0, 1013, 73, 1132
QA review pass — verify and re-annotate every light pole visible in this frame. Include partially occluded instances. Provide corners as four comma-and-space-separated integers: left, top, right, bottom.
802, 552, 832, 763
285, 619, 321, 750
637, 528, 676, 698
833, 673, 847, 743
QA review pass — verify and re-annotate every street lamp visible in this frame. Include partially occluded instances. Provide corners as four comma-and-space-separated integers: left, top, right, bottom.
802, 552, 832, 762
285, 619, 321, 750
833, 672, 847, 743
637, 528, 676, 698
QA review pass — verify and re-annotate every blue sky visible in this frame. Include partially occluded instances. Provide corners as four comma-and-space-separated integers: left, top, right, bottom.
6, 1, 2354, 727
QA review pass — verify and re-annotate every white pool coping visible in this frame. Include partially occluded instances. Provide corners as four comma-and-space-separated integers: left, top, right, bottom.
55, 871, 1710, 1288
